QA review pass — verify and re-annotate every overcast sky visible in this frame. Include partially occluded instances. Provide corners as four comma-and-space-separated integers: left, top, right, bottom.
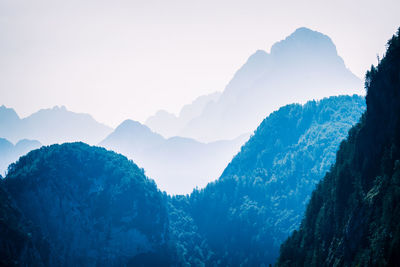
1, 0, 399, 127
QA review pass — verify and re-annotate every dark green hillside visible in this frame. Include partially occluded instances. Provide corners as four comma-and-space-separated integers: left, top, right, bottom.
0, 185, 48, 266
2, 142, 170, 266
277, 28, 400, 266
169, 95, 365, 266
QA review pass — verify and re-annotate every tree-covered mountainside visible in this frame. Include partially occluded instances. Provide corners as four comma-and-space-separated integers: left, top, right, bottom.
277, 28, 400, 266
1, 142, 170, 266
168, 95, 365, 266
0, 185, 47, 266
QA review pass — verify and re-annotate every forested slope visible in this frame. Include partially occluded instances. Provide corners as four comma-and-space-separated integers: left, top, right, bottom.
277, 28, 400, 267
169, 95, 365, 266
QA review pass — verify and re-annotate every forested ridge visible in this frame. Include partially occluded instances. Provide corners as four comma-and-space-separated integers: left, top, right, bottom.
168, 95, 365, 266
277, 28, 400, 266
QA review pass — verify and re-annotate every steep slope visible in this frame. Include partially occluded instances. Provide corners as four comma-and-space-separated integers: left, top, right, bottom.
0, 106, 113, 145
146, 91, 221, 138
169, 95, 365, 266
2, 143, 170, 266
277, 28, 400, 266
0, 138, 42, 175
179, 27, 363, 142
100, 120, 248, 194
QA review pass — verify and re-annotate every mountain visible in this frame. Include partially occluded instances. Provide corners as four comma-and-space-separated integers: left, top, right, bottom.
100, 120, 248, 194
169, 95, 365, 266
145, 91, 221, 138
277, 28, 400, 266
0, 105, 113, 145
0, 138, 42, 175
175, 27, 363, 142
0, 94, 367, 266
2, 142, 171, 266
100, 119, 165, 156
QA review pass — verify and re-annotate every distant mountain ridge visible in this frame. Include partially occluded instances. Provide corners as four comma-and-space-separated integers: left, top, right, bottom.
145, 92, 221, 138
0, 105, 113, 145
0, 138, 41, 175
147, 27, 363, 142
100, 119, 248, 194
101, 120, 165, 155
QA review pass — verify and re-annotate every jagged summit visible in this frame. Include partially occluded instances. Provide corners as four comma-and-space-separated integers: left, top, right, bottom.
270, 27, 344, 68
271, 27, 336, 52
177, 27, 362, 142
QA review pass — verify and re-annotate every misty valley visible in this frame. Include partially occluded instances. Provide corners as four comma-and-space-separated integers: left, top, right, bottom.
1, 26, 400, 267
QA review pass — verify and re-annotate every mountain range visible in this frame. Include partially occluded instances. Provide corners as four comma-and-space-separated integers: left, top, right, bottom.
0, 27, 364, 196
0, 94, 365, 266
0, 93, 366, 266
1, 26, 399, 266
0, 105, 112, 145
99, 119, 248, 194
147, 27, 363, 142
145, 92, 222, 139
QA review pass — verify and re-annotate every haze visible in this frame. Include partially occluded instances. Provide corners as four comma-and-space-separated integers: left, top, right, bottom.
1, 0, 399, 127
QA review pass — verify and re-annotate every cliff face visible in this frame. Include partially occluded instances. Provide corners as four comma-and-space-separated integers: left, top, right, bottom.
2, 142, 170, 266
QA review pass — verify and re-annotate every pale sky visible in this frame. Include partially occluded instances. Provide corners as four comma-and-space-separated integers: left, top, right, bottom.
1, 0, 399, 127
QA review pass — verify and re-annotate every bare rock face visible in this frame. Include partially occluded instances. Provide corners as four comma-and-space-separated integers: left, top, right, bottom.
2, 142, 170, 266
